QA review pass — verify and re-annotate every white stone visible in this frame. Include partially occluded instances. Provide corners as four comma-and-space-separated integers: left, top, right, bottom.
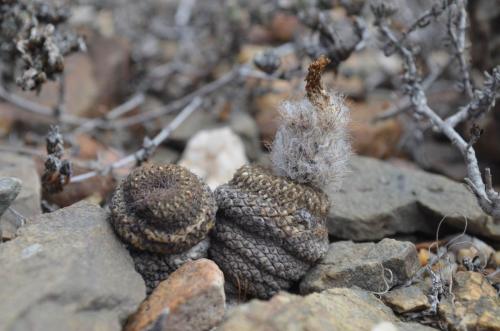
371, 322, 399, 331
179, 127, 248, 189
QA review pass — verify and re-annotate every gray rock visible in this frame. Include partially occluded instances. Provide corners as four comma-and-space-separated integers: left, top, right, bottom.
218, 287, 438, 331
328, 156, 499, 241
0, 153, 41, 239
300, 239, 419, 294
150, 146, 180, 164
0, 201, 146, 331
0, 177, 22, 218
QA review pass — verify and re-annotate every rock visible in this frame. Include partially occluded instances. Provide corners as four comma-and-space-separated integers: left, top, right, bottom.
229, 110, 261, 161
237, 44, 266, 64
476, 112, 500, 164
328, 156, 500, 241
445, 234, 495, 268
179, 127, 248, 189
383, 285, 430, 313
124, 259, 225, 331
218, 287, 438, 331
439, 271, 500, 330
164, 104, 260, 161
349, 99, 403, 159
268, 12, 300, 42
18, 53, 99, 117
87, 34, 131, 110
492, 251, 500, 268
16, 33, 130, 118
253, 79, 297, 145
0, 177, 22, 218
411, 140, 466, 181
300, 239, 419, 294
0, 201, 145, 331
0, 103, 15, 137
0, 153, 41, 240
150, 146, 180, 164
338, 49, 402, 94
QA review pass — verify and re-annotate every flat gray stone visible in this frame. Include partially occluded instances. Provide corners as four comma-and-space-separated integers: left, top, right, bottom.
300, 238, 419, 294
328, 156, 499, 241
0, 153, 41, 239
0, 177, 22, 218
0, 201, 146, 331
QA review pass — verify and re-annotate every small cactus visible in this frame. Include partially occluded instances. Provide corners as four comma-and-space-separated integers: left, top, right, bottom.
109, 163, 217, 292
210, 57, 351, 299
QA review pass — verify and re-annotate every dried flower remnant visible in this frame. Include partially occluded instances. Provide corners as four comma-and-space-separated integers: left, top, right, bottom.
41, 125, 72, 194
253, 50, 281, 75
0, 0, 84, 91
272, 55, 351, 194
109, 163, 217, 292
210, 57, 351, 299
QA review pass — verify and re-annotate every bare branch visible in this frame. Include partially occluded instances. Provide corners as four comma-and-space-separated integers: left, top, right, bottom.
372, 5, 500, 219
447, 0, 473, 97
373, 60, 448, 122
445, 66, 500, 127
0, 83, 88, 125
73, 93, 145, 134
70, 97, 203, 183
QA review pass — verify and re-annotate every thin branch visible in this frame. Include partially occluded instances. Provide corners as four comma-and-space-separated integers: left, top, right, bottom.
379, 0, 452, 55
373, 60, 448, 122
112, 42, 296, 129
373, 7, 500, 218
444, 66, 500, 128
0, 84, 88, 125
113, 67, 241, 129
73, 93, 145, 134
447, 0, 473, 98
70, 97, 203, 183
0, 144, 98, 169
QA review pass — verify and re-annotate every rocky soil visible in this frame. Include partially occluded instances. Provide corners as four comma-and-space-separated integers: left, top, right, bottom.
1, 0, 499, 331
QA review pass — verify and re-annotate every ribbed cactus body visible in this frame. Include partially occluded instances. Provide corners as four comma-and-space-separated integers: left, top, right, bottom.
209, 165, 329, 299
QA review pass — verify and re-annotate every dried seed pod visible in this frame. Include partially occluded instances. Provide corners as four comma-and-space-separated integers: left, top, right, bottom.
109, 163, 217, 291
210, 165, 330, 299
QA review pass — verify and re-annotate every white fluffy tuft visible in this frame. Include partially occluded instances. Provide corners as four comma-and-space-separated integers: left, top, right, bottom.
270, 92, 351, 195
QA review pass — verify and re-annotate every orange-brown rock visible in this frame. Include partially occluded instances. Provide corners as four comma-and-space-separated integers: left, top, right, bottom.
349, 99, 403, 159
14, 34, 130, 119
18, 53, 98, 117
253, 79, 298, 145
439, 271, 500, 331
125, 259, 225, 331
269, 12, 300, 42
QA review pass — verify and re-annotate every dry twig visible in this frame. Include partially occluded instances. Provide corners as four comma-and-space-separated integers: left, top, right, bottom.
372, 3, 500, 218
70, 97, 203, 183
